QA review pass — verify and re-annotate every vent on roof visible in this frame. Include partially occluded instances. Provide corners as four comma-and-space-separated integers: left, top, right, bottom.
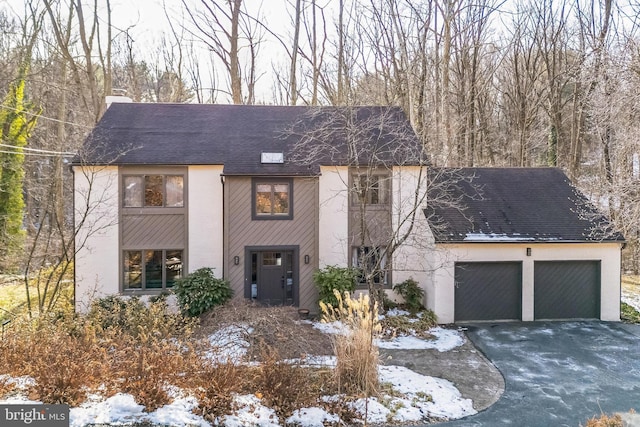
261, 152, 284, 164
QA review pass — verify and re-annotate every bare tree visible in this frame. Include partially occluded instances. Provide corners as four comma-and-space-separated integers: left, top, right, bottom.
41, 0, 112, 123
287, 106, 469, 307
181, 0, 263, 104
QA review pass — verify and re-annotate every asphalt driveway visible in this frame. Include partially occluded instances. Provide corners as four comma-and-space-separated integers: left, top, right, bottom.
438, 321, 640, 427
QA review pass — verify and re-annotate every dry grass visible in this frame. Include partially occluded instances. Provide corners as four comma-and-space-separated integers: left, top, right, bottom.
192, 362, 249, 422
583, 413, 623, 426
250, 344, 320, 419
321, 291, 381, 396
380, 311, 438, 339
0, 298, 343, 423
0, 296, 446, 423
198, 300, 333, 361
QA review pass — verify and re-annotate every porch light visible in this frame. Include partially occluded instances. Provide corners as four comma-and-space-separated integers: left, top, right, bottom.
526, 248, 532, 256
234, 256, 240, 265
304, 255, 310, 264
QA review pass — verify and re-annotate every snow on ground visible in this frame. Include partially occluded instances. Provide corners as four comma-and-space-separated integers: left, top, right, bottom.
314, 311, 465, 352
377, 326, 464, 351
205, 324, 253, 363
286, 407, 340, 427
0, 313, 474, 427
378, 365, 476, 419
622, 286, 640, 312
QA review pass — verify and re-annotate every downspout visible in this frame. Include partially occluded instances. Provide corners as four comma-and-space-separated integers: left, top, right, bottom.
70, 164, 77, 311
220, 174, 226, 279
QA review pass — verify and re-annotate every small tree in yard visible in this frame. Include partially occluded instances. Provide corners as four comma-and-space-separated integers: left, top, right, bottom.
288, 106, 470, 422
0, 64, 40, 272
288, 106, 469, 308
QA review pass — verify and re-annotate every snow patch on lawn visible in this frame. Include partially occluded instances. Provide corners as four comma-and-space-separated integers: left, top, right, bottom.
622, 288, 640, 312
379, 365, 476, 420
222, 394, 280, 427
205, 324, 253, 363
286, 407, 340, 426
314, 310, 464, 352
345, 366, 476, 423
377, 327, 464, 352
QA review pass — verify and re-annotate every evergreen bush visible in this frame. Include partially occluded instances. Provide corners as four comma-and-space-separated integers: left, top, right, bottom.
313, 265, 357, 309
173, 267, 233, 316
393, 278, 424, 314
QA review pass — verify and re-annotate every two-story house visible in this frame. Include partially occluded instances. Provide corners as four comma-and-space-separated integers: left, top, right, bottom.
72, 102, 429, 313
73, 101, 624, 322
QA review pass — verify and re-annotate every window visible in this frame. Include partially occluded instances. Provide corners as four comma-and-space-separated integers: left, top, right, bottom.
352, 246, 388, 286
124, 249, 183, 291
123, 174, 184, 208
353, 174, 389, 205
252, 178, 293, 219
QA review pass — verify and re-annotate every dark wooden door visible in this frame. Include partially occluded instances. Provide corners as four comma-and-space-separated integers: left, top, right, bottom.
255, 251, 294, 305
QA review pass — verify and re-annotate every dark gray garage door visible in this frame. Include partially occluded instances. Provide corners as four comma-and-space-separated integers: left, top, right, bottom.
534, 261, 600, 319
455, 262, 522, 322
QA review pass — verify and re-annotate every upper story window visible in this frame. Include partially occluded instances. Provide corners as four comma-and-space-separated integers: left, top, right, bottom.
353, 173, 390, 205
123, 174, 184, 208
252, 178, 293, 220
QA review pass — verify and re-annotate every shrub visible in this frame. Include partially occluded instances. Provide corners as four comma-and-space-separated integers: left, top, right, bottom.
193, 362, 249, 422
250, 344, 316, 419
313, 265, 358, 309
392, 278, 424, 314
173, 268, 233, 317
380, 310, 438, 339
583, 413, 623, 427
320, 290, 380, 395
621, 302, 640, 323
88, 295, 196, 340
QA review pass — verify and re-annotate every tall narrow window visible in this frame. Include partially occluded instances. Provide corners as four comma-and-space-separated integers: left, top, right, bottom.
123, 176, 143, 207
252, 178, 293, 219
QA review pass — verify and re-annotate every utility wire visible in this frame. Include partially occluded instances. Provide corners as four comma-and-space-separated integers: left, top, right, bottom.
0, 143, 75, 156
0, 150, 74, 157
0, 105, 94, 130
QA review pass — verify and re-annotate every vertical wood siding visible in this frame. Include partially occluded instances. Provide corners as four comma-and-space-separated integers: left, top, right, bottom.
226, 176, 319, 310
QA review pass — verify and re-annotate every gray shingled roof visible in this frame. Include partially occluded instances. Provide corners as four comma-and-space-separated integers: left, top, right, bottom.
426, 167, 624, 243
76, 103, 425, 175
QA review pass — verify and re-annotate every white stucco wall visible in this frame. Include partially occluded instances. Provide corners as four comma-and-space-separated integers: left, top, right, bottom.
318, 166, 349, 267
391, 166, 430, 293
188, 166, 224, 276
73, 166, 120, 312
428, 242, 623, 323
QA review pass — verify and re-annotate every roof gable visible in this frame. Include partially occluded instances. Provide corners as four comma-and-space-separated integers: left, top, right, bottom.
76, 103, 425, 175
426, 167, 623, 243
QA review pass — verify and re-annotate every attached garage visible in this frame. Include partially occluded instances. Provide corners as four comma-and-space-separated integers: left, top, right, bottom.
534, 261, 600, 320
454, 262, 522, 322
425, 168, 625, 324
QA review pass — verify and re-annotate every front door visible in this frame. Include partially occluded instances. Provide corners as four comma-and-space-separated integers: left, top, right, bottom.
250, 250, 295, 305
